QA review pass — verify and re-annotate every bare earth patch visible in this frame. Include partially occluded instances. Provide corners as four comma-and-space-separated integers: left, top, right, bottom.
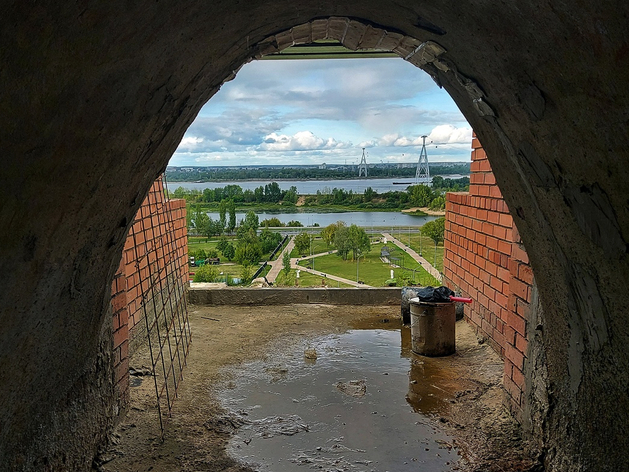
98, 304, 539, 472
402, 207, 446, 216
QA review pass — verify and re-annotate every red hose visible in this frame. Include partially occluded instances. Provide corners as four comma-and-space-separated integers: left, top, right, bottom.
450, 296, 473, 303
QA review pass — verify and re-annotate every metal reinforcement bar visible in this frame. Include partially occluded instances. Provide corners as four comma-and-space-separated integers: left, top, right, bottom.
130, 176, 191, 438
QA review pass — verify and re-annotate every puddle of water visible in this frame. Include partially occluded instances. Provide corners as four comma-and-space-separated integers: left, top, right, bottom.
219, 317, 460, 471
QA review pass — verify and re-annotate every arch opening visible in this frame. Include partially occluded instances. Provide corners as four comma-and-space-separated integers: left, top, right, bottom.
2, 5, 628, 471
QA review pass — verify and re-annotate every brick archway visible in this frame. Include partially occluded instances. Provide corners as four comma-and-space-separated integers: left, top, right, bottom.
2, 4, 628, 470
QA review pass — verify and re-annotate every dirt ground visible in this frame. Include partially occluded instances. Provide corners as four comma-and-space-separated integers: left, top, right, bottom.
96, 304, 540, 472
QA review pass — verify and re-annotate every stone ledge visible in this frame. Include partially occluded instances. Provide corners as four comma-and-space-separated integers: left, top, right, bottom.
188, 287, 401, 306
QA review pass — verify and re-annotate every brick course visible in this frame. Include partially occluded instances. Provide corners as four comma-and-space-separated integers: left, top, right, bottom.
444, 136, 534, 422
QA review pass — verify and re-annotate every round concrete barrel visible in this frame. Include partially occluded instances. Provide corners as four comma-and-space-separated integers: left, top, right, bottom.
409, 297, 456, 356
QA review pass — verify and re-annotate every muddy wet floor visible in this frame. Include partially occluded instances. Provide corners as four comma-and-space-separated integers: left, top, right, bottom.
220, 320, 458, 471
100, 305, 539, 472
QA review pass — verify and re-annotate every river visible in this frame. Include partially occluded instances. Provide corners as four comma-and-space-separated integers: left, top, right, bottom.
169, 176, 468, 195
204, 210, 438, 228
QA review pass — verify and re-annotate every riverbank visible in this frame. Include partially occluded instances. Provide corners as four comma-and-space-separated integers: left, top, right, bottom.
190, 201, 429, 215
402, 206, 446, 216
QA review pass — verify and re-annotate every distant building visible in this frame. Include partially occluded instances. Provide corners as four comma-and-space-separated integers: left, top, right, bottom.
319, 163, 327, 169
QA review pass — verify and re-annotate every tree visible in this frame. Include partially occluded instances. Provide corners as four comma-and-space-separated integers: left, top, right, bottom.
235, 243, 262, 266
333, 225, 352, 260
283, 186, 298, 204
193, 265, 219, 283
239, 265, 253, 284
282, 250, 291, 275
429, 195, 446, 210
431, 176, 445, 189
422, 217, 445, 244
286, 220, 303, 227
294, 232, 311, 256
264, 182, 282, 202
222, 243, 235, 261
261, 217, 283, 227
347, 224, 371, 260
227, 199, 237, 233
241, 210, 259, 234
192, 206, 209, 235
408, 184, 434, 207
216, 236, 229, 252
260, 228, 282, 254
364, 186, 376, 203
218, 199, 227, 231
321, 221, 345, 248
333, 224, 370, 260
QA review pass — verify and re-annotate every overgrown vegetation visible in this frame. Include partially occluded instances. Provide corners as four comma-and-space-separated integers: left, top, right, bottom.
170, 178, 469, 216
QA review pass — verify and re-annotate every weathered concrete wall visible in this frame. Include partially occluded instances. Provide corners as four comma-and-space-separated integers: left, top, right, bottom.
2, 3, 629, 470
444, 136, 535, 422
189, 287, 401, 306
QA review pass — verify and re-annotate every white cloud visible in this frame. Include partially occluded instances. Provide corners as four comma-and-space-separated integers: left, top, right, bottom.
428, 124, 473, 144
374, 125, 472, 148
259, 131, 351, 151
169, 58, 473, 167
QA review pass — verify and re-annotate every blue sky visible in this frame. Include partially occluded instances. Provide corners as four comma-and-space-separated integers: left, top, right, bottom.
170, 57, 472, 167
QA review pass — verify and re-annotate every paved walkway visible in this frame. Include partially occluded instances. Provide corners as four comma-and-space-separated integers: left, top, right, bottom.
265, 236, 295, 283
291, 259, 371, 288
268, 240, 370, 287
381, 232, 442, 282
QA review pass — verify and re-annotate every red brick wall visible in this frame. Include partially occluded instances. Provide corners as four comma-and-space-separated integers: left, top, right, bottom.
110, 178, 187, 416
122, 184, 187, 335
444, 136, 534, 420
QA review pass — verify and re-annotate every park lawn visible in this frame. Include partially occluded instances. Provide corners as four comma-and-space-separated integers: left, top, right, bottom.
274, 269, 354, 288
187, 236, 234, 254
290, 237, 331, 258
189, 261, 268, 284
299, 243, 390, 286
404, 232, 445, 273
299, 242, 439, 287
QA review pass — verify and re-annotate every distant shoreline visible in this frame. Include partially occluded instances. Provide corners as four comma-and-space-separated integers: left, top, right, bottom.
167, 174, 470, 184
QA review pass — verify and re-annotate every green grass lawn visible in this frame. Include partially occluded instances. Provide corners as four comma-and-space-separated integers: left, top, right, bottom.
289, 237, 331, 258
187, 236, 230, 254
273, 269, 354, 288
297, 242, 437, 287
388, 229, 444, 273
410, 235, 444, 273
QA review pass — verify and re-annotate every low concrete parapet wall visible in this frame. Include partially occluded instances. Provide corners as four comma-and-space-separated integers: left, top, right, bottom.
188, 287, 401, 306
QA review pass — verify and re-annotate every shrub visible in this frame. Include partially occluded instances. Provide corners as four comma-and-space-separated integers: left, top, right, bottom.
193, 264, 219, 283
240, 265, 253, 284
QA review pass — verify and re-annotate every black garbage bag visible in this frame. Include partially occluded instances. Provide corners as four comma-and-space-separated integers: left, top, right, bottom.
415, 286, 455, 303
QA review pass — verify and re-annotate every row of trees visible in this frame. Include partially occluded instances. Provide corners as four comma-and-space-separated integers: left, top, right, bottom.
189, 199, 238, 238
259, 217, 305, 228
166, 163, 471, 182
173, 182, 298, 205
172, 178, 469, 212
302, 180, 468, 211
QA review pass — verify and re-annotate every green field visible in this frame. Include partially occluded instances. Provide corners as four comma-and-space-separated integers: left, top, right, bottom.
273, 269, 354, 288
387, 228, 444, 273
298, 242, 438, 287
289, 236, 331, 258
